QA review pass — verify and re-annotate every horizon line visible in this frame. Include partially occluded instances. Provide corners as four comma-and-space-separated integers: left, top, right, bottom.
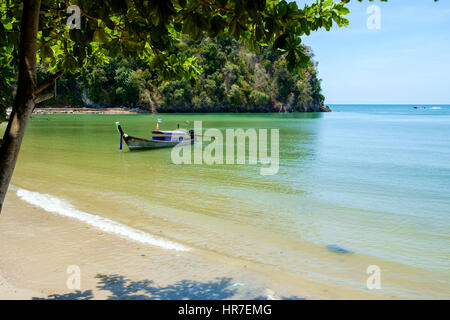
326, 103, 450, 106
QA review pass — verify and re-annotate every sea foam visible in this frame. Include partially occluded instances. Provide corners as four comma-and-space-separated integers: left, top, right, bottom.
15, 187, 190, 251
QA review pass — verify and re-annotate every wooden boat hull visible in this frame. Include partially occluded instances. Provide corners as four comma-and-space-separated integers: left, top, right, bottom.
116, 122, 193, 151
124, 135, 192, 151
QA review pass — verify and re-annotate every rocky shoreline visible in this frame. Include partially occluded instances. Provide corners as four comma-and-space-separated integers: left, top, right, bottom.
32, 107, 145, 115
5, 105, 331, 119
5, 107, 146, 119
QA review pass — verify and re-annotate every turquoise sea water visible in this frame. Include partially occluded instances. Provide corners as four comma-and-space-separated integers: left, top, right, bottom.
5, 104, 450, 298
293, 105, 450, 269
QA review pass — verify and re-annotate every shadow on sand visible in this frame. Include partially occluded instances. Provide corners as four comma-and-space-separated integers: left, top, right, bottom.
33, 274, 304, 300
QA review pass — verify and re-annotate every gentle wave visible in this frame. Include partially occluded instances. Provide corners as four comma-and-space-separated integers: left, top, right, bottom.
14, 187, 190, 251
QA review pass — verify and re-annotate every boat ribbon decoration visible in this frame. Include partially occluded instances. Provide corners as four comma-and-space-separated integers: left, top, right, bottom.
156, 118, 162, 130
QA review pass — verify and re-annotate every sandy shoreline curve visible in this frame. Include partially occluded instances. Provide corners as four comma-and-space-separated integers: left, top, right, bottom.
1, 187, 399, 300
0, 189, 316, 300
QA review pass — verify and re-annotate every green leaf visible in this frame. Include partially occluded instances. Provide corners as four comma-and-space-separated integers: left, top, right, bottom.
93, 29, 108, 44
40, 45, 54, 60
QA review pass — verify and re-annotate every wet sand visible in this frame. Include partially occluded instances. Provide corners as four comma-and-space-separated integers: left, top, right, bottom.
0, 191, 314, 300
1, 188, 411, 300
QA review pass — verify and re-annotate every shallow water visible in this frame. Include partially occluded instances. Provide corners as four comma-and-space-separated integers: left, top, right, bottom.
5, 105, 450, 298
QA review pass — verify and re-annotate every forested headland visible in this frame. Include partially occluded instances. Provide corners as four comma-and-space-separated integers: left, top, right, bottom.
37, 36, 329, 113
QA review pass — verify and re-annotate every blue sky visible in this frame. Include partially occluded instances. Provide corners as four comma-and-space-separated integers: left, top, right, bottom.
299, 0, 450, 104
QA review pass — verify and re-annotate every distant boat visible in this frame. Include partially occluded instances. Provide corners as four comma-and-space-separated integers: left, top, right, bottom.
413, 106, 426, 109
115, 120, 194, 151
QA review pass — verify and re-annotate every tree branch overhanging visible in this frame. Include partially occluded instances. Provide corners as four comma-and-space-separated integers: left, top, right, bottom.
34, 70, 63, 95
197, 0, 233, 13
34, 92, 55, 104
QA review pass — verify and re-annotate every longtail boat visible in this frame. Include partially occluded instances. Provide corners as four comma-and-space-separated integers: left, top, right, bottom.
115, 120, 194, 151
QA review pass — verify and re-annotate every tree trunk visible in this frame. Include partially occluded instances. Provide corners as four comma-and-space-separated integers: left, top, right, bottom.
0, 0, 41, 213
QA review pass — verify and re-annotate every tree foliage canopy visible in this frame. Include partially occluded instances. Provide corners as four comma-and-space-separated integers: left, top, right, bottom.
38, 35, 326, 112
0, 0, 365, 121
